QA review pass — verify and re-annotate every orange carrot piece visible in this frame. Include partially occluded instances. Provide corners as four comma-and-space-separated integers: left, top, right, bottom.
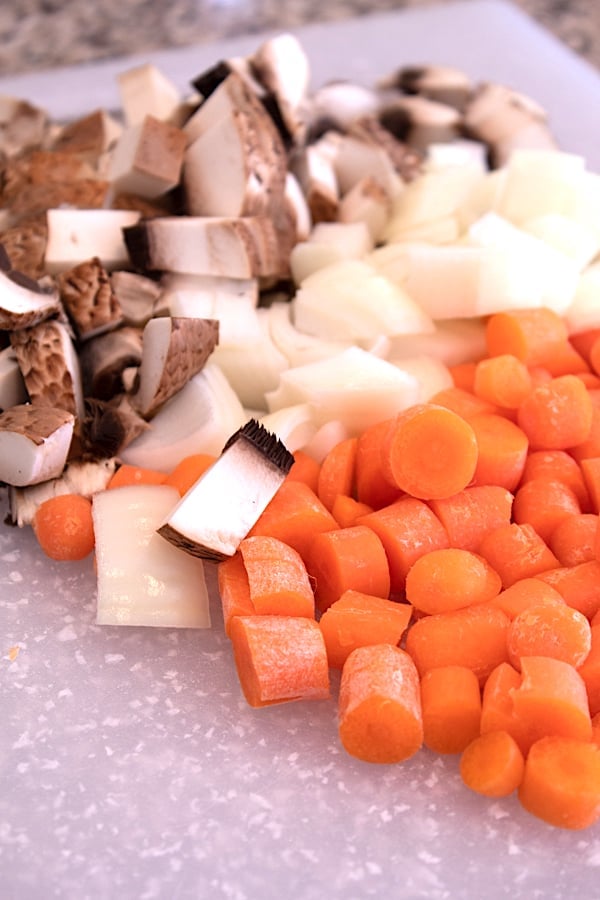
247, 480, 337, 562
405, 548, 501, 615
517, 375, 593, 451
164, 453, 216, 496
405, 604, 510, 685
449, 361, 478, 392
317, 436, 357, 512
331, 494, 373, 528
469, 413, 529, 492
535, 560, 600, 620
507, 603, 592, 670
512, 478, 581, 544
520, 449, 591, 511
477, 522, 560, 588
354, 418, 403, 510
580, 456, 600, 512
358, 496, 450, 593
480, 662, 531, 754
473, 354, 533, 410
107, 463, 167, 489
486, 308, 588, 376
430, 386, 497, 419
428, 484, 513, 553
575, 371, 600, 390
286, 449, 321, 494
518, 736, 600, 829
570, 407, 600, 462
549, 513, 598, 567
217, 552, 255, 637
487, 577, 565, 620
460, 730, 525, 798
420, 665, 482, 754
593, 712, 600, 748
238, 535, 315, 619
305, 525, 390, 613
33, 493, 95, 561
318, 590, 412, 669
229, 615, 330, 707
338, 644, 423, 763
380, 403, 478, 500
577, 624, 600, 717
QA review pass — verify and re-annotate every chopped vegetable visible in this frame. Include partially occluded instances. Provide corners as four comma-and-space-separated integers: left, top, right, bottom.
33, 493, 95, 561
420, 665, 482, 754
405, 547, 501, 615
460, 731, 525, 798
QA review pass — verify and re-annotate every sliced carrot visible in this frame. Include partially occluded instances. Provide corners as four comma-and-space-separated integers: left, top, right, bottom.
535, 560, 600, 620
286, 449, 321, 494
318, 590, 412, 669
460, 730, 525, 798
486, 577, 565, 620
473, 353, 533, 410
512, 478, 581, 544
358, 496, 450, 593
380, 403, 478, 500
486, 308, 588, 376
575, 371, 600, 390
477, 522, 560, 588
107, 463, 167, 489
420, 665, 482, 754
507, 603, 592, 670
570, 327, 600, 366
518, 736, 600, 829
317, 436, 357, 512
569, 406, 600, 462
238, 535, 315, 619
164, 453, 216, 496
480, 662, 531, 754
338, 644, 423, 764
33, 493, 95, 562
449, 361, 478, 392
549, 513, 598, 567
520, 449, 591, 511
577, 624, 600, 717
331, 494, 373, 528
468, 413, 529, 492
405, 547, 501, 615
247, 480, 338, 562
354, 417, 403, 510
305, 525, 390, 613
593, 712, 600, 748
428, 484, 513, 553
217, 552, 254, 637
405, 603, 510, 685
229, 615, 330, 707
430, 386, 497, 419
517, 374, 593, 451
580, 456, 600, 512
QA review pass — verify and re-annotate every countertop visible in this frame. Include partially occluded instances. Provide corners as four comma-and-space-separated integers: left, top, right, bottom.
2, 0, 599, 77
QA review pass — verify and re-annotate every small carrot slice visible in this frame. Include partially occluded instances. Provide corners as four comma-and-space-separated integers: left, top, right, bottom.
478, 522, 560, 588
517, 374, 593, 451
512, 478, 581, 544
318, 590, 412, 669
420, 665, 482, 754
428, 484, 513, 552
33, 493, 95, 561
305, 525, 390, 613
507, 603, 592, 670
380, 403, 478, 500
338, 644, 423, 764
286, 449, 321, 494
229, 615, 330, 707
317, 436, 357, 512
164, 453, 216, 496
331, 494, 373, 528
548, 513, 598, 567
405, 548, 501, 615
107, 464, 167, 489
460, 731, 525, 798
535, 560, 600, 620
468, 413, 529, 492
247, 480, 337, 562
238, 535, 315, 619
518, 736, 600, 829
487, 577, 565, 620
473, 354, 533, 409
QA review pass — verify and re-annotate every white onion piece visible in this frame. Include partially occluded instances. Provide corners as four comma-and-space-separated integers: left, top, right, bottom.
258, 403, 317, 452
493, 149, 586, 225
385, 318, 487, 367
389, 355, 453, 402
267, 301, 350, 368
521, 213, 600, 271
302, 419, 349, 463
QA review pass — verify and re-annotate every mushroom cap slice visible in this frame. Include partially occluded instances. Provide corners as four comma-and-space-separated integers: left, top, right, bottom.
0, 267, 61, 330
57, 256, 124, 341
0, 403, 74, 487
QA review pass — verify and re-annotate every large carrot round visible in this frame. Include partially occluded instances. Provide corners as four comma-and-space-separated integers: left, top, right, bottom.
549, 513, 598, 567
517, 375, 593, 451
460, 730, 525, 798
469, 412, 529, 491
380, 403, 479, 500
431, 386, 497, 419
518, 736, 600, 829
507, 602, 592, 670
318, 590, 412, 669
420, 665, 482, 754
338, 644, 423, 764
238, 535, 315, 619
229, 615, 330, 707
520, 449, 591, 511
512, 478, 581, 544
477, 522, 560, 588
473, 354, 533, 410
485, 308, 585, 375
405, 548, 501, 615
535, 560, 600, 620
354, 417, 403, 510
33, 493, 95, 561
428, 484, 513, 552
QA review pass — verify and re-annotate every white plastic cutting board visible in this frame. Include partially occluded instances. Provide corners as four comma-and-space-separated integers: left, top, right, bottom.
2, 3, 600, 898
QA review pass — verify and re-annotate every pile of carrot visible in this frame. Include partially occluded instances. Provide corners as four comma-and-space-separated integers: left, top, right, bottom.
30, 307, 600, 831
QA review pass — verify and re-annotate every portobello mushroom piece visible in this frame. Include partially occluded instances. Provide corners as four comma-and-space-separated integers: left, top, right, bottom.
382, 65, 473, 112
249, 33, 311, 146
57, 256, 124, 341
51, 108, 122, 163
0, 403, 74, 487
0, 218, 48, 279
44, 208, 141, 273
0, 95, 48, 158
78, 325, 144, 400
0, 265, 61, 331
379, 95, 462, 154
110, 270, 162, 327
108, 115, 187, 200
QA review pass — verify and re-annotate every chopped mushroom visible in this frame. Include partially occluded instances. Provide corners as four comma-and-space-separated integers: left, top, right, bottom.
78, 325, 143, 400
0, 403, 75, 487
110, 270, 162, 327
117, 63, 188, 127
57, 256, 124, 341
108, 115, 187, 200
0, 262, 61, 331
249, 33, 311, 145
45, 208, 141, 273
0, 95, 48, 157
382, 64, 473, 112
52, 108, 122, 162
379, 95, 462, 154
158, 418, 294, 560
0, 345, 28, 411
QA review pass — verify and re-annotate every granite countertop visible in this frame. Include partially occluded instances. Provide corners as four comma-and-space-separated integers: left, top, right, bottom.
2, 0, 599, 77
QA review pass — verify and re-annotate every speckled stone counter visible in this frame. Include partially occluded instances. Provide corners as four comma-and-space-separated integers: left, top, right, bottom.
2, 0, 599, 76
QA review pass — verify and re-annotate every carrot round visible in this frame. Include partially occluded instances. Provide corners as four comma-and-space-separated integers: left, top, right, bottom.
580, 456, 600, 512
331, 494, 373, 528
318, 590, 412, 669
428, 484, 513, 553
480, 662, 531, 753
468, 413, 529, 492
570, 406, 600, 462
518, 736, 600, 829
420, 665, 482, 754
229, 615, 330, 707
449, 361, 478, 392
107, 463, 167, 489
33, 493, 95, 561
473, 353, 533, 410
380, 403, 479, 500
486, 308, 587, 376
405, 548, 501, 615
218, 552, 255, 636
338, 644, 423, 764
430, 386, 497, 419
164, 452, 216, 496
548, 512, 598, 567
517, 374, 593, 451
512, 478, 581, 544
247, 480, 337, 562
520, 449, 591, 511
286, 449, 321, 494
354, 417, 403, 510
507, 602, 592, 670
535, 560, 600, 620
477, 522, 560, 588
317, 436, 357, 512
460, 730, 525, 798
487, 577, 565, 620
238, 535, 315, 619
578, 624, 600, 717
